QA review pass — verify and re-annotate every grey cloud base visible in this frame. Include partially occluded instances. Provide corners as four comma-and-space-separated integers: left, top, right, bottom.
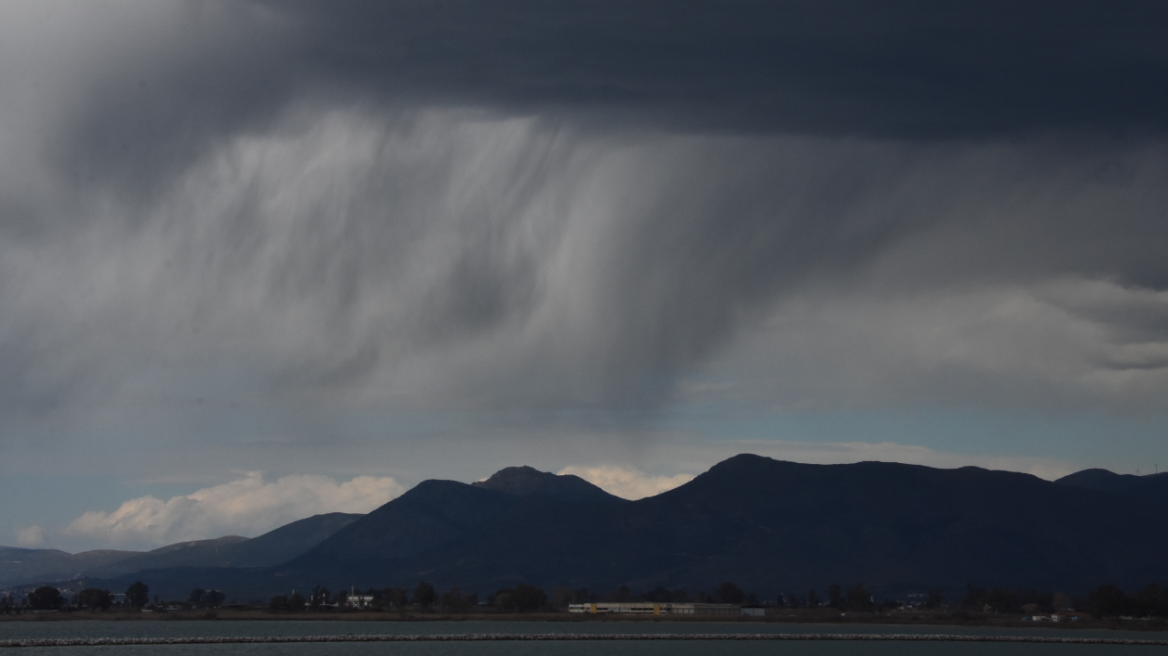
4, 110, 1166, 422
2, 0, 1168, 547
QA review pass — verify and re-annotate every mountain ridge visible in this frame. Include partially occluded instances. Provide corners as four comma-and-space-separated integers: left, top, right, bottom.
0, 512, 362, 589
1055, 468, 1168, 506
471, 466, 622, 503
13, 458, 1168, 602
141, 455, 1168, 601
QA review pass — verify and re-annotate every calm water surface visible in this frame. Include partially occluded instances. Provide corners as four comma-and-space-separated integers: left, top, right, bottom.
1, 620, 1165, 655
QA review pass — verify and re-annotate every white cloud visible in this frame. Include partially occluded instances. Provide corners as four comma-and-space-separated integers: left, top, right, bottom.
558, 465, 696, 500
62, 472, 402, 550
15, 525, 46, 547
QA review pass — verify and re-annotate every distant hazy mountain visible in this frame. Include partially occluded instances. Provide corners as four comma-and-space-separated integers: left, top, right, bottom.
209, 512, 364, 568
37, 457, 1168, 601
0, 513, 360, 589
0, 547, 136, 589
1056, 468, 1168, 506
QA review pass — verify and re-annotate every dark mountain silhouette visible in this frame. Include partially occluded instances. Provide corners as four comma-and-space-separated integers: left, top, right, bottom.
272, 456, 1168, 598
211, 512, 363, 567
305, 481, 520, 562
305, 468, 620, 564
1056, 468, 1168, 506
472, 465, 621, 503
30, 457, 1168, 601
0, 512, 360, 588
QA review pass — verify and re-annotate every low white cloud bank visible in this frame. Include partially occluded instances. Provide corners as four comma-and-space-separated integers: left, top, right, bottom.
559, 465, 696, 500
61, 472, 402, 550
15, 525, 46, 547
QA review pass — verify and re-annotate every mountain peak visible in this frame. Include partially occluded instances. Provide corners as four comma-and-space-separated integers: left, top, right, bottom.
1057, 468, 1124, 485
1056, 467, 1168, 507
472, 466, 620, 503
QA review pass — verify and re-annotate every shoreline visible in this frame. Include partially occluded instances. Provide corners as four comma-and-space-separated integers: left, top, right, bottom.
2, 609, 1167, 633
4, 633, 1168, 647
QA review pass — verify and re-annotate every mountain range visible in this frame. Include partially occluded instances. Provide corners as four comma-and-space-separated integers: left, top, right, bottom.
5, 456, 1167, 601
0, 513, 359, 590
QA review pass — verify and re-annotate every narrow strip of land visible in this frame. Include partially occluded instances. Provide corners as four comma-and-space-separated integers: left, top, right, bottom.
2, 633, 1168, 648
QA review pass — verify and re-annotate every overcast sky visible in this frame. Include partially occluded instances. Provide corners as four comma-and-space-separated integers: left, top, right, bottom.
3, 1, 1168, 551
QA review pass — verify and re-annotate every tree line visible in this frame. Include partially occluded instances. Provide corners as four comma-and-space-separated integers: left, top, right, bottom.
11, 579, 1165, 619
0, 581, 150, 614
549, 581, 937, 612
265, 580, 878, 613
1085, 583, 1168, 618
0, 579, 887, 614
269, 581, 497, 612
961, 583, 1168, 618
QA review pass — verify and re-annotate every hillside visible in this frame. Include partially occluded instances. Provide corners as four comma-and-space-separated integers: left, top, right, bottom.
0, 547, 136, 589
36, 457, 1168, 601
1056, 468, 1168, 506
281, 456, 1168, 598
1, 513, 360, 589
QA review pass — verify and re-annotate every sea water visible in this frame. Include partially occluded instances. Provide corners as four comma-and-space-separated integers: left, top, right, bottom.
0, 620, 1164, 655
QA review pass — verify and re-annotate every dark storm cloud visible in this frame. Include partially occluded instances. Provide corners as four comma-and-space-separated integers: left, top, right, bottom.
45, 0, 1168, 202
3, 0, 1168, 430
41, 3, 296, 211
269, 0, 1168, 137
